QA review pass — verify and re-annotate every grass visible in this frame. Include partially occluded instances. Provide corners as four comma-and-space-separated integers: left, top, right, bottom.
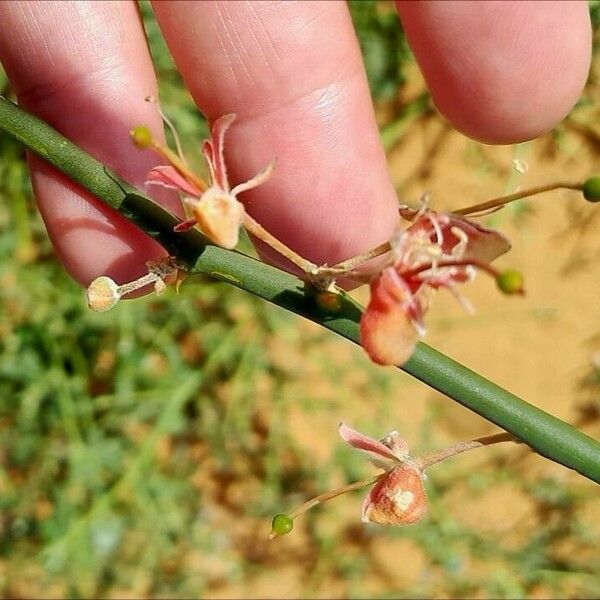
0, 2, 599, 599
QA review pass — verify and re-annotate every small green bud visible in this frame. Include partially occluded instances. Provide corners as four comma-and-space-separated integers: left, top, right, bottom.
316, 290, 342, 313
583, 177, 600, 203
270, 513, 294, 537
496, 269, 524, 295
130, 125, 153, 149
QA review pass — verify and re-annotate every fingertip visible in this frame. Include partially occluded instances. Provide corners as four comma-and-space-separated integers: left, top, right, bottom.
154, 1, 400, 267
31, 158, 168, 288
0, 2, 183, 290
396, 1, 592, 144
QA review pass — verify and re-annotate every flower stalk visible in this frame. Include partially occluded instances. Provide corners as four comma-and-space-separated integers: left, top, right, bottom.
269, 426, 518, 539
412, 431, 515, 470
452, 181, 583, 216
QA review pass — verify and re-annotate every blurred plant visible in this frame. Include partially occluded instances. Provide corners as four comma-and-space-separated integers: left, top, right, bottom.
349, 0, 413, 101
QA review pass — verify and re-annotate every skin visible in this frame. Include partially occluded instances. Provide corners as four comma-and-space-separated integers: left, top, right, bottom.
0, 1, 591, 287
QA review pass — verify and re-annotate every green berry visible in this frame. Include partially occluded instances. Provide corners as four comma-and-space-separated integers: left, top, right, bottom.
496, 269, 524, 295
316, 291, 342, 313
271, 513, 294, 536
130, 125, 153, 149
582, 177, 600, 203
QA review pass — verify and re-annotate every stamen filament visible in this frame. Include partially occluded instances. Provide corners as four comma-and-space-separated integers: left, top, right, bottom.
158, 107, 187, 164
403, 258, 501, 282
453, 182, 583, 216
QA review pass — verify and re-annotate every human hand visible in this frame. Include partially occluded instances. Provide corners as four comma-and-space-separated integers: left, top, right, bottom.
0, 1, 591, 288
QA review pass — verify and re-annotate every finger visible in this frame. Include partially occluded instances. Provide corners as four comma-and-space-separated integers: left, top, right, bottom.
395, 0, 591, 144
152, 0, 399, 271
0, 1, 182, 287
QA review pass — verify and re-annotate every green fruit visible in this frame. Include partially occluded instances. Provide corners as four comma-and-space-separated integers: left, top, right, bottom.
130, 125, 153, 149
316, 291, 342, 313
271, 513, 294, 536
496, 269, 524, 295
582, 177, 600, 203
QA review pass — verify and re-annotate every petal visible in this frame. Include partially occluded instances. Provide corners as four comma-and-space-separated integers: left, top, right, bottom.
360, 271, 423, 367
209, 113, 236, 192
338, 422, 400, 464
146, 165, 201, 197
407, 212, 510, 264
443, 215, 511, 263
230, 159, 275, 197
173, 216, 198, 233
192, 189, 245, 250
362, 465, 427, 526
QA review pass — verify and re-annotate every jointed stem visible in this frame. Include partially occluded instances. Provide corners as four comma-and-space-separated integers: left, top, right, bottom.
452, 182, 583, 216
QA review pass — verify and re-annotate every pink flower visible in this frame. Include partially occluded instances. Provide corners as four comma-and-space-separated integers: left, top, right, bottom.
146, 114, 274, 249
360, 208, 511, 366
339, 422, 427, 525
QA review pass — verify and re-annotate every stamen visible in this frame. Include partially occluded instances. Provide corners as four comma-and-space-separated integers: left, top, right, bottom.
130, 125, 208, 193
405, 258, 501, 282
448, 286, 475, 314
450, 226, 468, 258
416, 192, 431, 219
426, 213, 444, 246
159, 108, 187, 165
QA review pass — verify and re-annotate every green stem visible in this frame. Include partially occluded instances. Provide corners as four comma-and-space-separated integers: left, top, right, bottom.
1, 96, 599, 484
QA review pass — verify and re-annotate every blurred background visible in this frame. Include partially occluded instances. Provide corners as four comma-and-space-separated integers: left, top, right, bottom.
1, 1, 600, 598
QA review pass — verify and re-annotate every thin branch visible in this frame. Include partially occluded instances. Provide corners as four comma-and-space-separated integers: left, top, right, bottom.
452, 182, 583, 216
414, 432, 517, 470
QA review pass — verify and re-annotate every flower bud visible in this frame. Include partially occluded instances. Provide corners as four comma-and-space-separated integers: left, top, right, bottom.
130, 125, 153, 149
270, 513, 294, 537
582, 177, 600, 203
496, 269, 524, 295
316, 290, 342, 313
